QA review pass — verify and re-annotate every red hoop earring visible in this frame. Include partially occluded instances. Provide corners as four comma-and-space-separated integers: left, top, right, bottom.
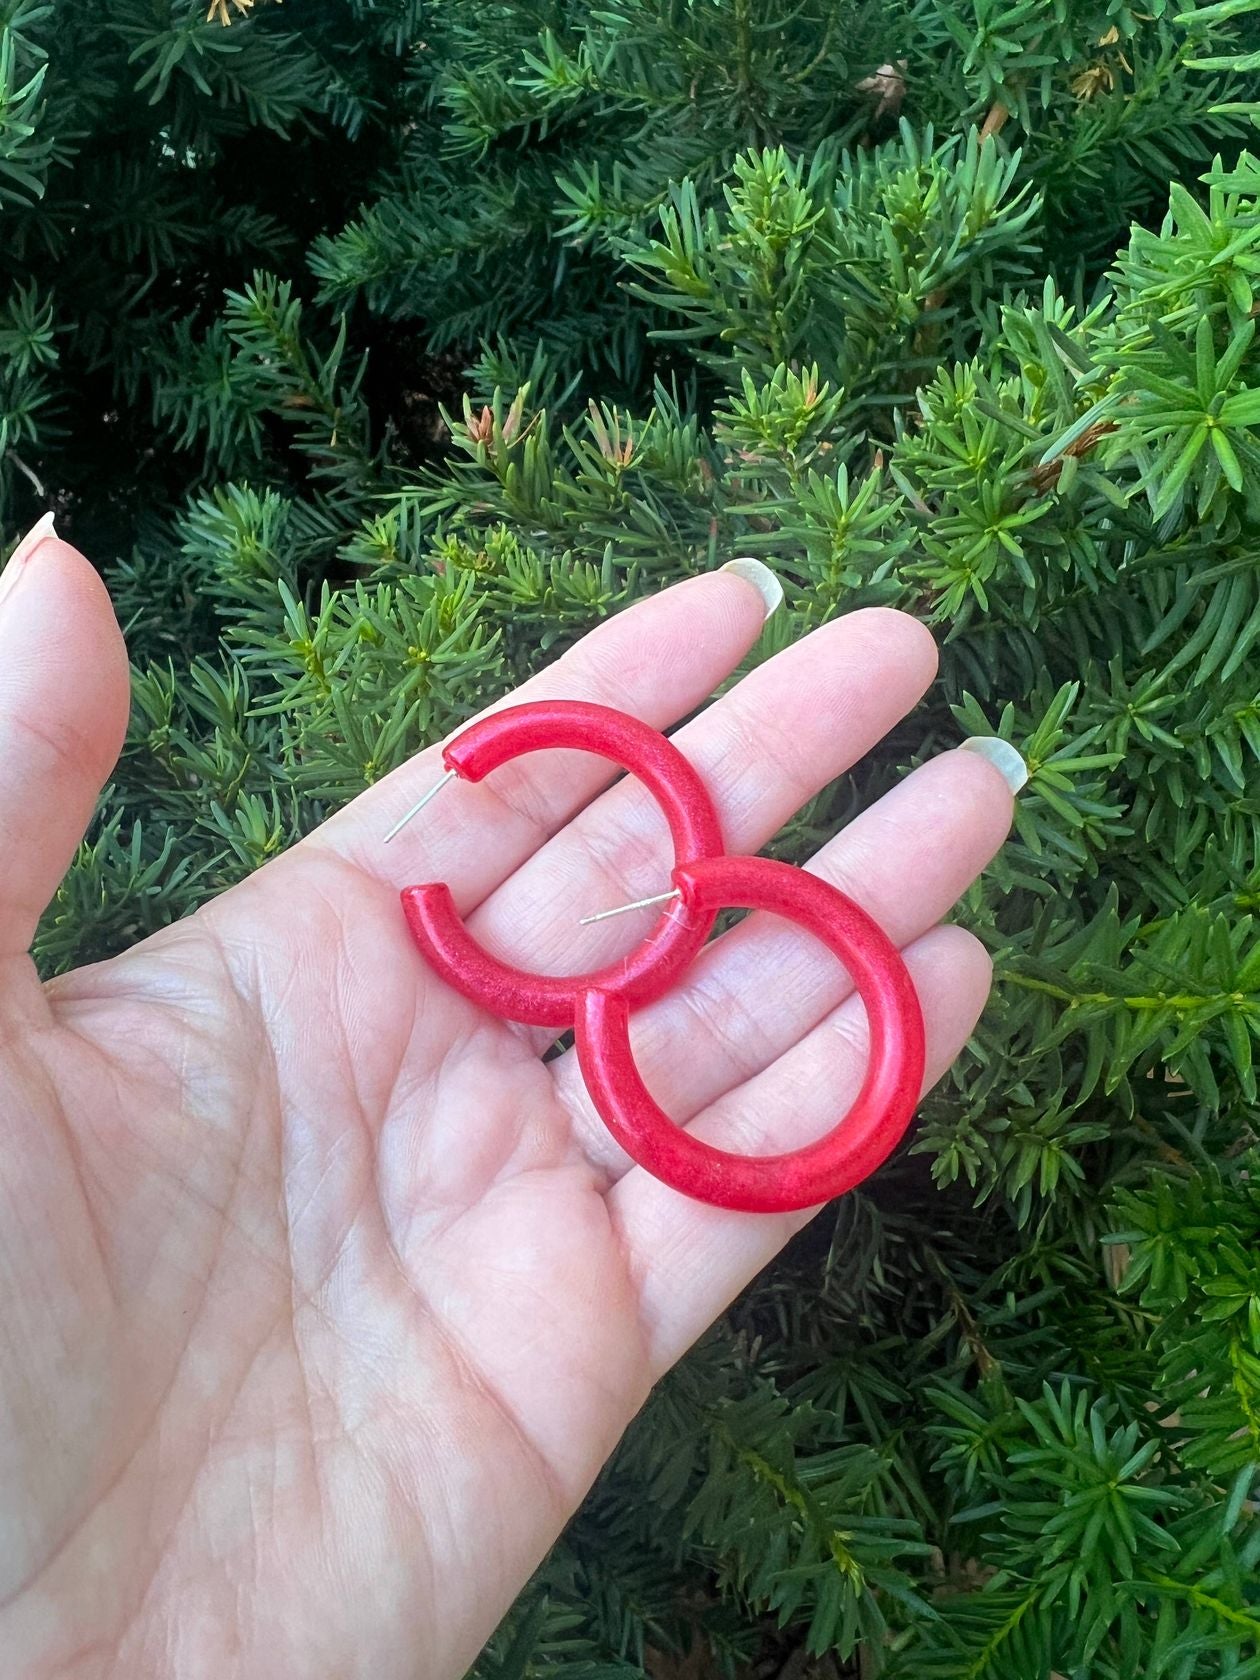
401, 701, 725, 1028
574, 855, 925, 1213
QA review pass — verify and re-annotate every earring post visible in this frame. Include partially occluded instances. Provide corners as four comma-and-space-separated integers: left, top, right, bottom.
383, 768, 457, 843
579, 887, 681, 926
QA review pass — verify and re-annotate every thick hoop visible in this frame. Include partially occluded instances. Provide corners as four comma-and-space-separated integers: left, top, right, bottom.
401, 701, 725, 1028
574, 855, 925, 1212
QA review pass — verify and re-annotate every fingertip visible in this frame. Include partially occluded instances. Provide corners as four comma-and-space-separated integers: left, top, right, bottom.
3, 529, 124, 631
918, 920, 993, 989
886, 747, 1015, 885
41, 531, 126, 624
843, 605, 939, 687
19, 536, 131, 751
0, 529, 131, 951
686, 564, 774, 642
586, 568, 769, 692
907, 922, 995, 1079
942, 744, 1018, 843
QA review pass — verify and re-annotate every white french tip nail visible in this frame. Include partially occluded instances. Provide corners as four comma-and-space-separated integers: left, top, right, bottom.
959, 736, 1029, 793
720, 556, 783, 620
13, 510, 56, 559
0, 511, 57, 610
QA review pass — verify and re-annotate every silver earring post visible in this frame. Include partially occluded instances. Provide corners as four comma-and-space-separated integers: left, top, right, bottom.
579, 887, 681, 926
382, 768, 457, 843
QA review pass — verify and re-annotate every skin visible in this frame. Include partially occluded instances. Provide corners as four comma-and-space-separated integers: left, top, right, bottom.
0, 535, 1014, 1680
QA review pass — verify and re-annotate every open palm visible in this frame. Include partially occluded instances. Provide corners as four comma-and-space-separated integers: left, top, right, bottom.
0, 534, 1014, 1680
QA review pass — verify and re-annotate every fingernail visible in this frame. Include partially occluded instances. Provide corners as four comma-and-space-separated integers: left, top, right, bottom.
0, 511, 56, 612
959, 735, 1029, 793
720, 556, 783, 621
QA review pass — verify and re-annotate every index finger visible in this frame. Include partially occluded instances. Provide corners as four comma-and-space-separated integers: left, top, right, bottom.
303, 569, 771, 907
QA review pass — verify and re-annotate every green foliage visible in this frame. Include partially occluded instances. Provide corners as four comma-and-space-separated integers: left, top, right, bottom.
4, 0, 1260, 1673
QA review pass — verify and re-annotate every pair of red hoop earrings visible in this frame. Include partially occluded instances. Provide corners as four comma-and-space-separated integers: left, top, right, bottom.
396, 701, 925, 1214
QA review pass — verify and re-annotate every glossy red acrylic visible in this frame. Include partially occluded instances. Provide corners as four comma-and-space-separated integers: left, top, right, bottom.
401, 701, 724, 1028
574, 855, 926, 1213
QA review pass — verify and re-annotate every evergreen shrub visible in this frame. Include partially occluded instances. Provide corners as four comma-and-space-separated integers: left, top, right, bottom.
5, 0, 1260, 1672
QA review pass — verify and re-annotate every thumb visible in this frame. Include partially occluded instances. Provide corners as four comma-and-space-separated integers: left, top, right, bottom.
0, 517, 130, 958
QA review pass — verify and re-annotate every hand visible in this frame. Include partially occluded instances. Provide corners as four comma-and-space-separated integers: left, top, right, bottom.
0, 534, 1013, 1679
